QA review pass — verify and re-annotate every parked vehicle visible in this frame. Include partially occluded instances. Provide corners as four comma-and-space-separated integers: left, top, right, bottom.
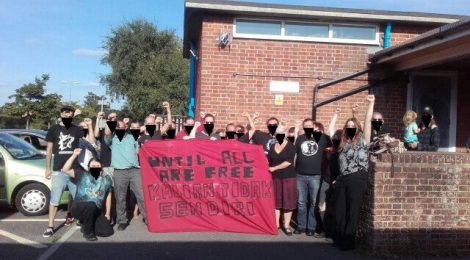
0, 133, 68, 216
0, 129, 48, 153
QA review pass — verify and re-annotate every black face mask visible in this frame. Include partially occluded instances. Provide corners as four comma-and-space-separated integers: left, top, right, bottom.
166, 129, 176, 139
422, 115, 432, 128
275, 134, 285, 145
312, 131, 322, 142
236, 132, 245, 138
267, 124, 278, 136
332, 139, 341, 149
130, 129, 140, 141
203, 123, 214, 136
184, 125, 194, 135
62, 117, 73, 129
371, 120, 383, 133
287, 136, 295, 143
304, 128, 314, 139
82, 128, 88, 138
346, 128, 357, 140
115, 129, 126, 141
226, 131, 236, 139
145, 125, 156, 137
89, 167, 102, 180
107, 121, 117, 132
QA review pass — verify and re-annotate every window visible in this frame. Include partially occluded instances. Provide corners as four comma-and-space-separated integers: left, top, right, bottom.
284, 22, 328, 37
233, 18, 378, 45
332, 25, 376, 40
235, 19, 281, 35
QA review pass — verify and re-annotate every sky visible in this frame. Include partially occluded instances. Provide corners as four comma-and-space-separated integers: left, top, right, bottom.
1, 0, 469, 110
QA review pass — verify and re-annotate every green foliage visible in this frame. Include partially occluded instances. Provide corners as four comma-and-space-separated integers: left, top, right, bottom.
2, 74, 62, 129
101, 19, 189, 120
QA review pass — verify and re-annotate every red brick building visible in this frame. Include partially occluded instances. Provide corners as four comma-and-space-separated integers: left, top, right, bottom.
183, 0, 468, 151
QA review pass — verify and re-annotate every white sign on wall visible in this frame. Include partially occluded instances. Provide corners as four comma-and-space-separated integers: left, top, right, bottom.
269, 81, 299, 93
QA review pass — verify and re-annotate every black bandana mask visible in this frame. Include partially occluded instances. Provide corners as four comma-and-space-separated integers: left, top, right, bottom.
145, 125, 156, 137
62, 117, 73, 129
422, 115, 432, 128
276, 134, 285, 145
82, 128, 88, 138
226, 131, 236, 139
287, 136, 295, 143
203, 123, 214, 136
332, 139, 341, 149
236, 132, 245, 138
130, 129, 140, 141
184, 125, 194, 135
312, 131, 322, 142
371, 120, 383, 133
107, 121, 117, 132
166, 129, 176, 139
304, 128, 314, 139
115, 129, 126, 141
346, 128, 357, 140
267, 124, 278, 136
89, 167, 102, 180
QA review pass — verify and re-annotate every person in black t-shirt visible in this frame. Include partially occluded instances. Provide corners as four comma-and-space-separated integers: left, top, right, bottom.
241, 114, 279, 155
194, 113, 220, 140
43, 104, 83, 238
268, 125, 297, 236
294, 118, 331, 237
371, 112, 391, 141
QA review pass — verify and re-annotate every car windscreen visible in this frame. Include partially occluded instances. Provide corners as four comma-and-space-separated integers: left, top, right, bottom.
0, 133, 44, 160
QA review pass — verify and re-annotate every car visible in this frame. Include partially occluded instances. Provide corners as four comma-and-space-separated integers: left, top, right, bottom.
0, 132, 68, 216
0, 129, 48, 153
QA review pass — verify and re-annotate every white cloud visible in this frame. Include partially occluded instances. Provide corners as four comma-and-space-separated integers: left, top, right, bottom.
24, 38, 41, 44
72, 48, 108, 57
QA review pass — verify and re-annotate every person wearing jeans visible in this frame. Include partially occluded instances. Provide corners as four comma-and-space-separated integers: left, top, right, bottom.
294, 119, 331, 236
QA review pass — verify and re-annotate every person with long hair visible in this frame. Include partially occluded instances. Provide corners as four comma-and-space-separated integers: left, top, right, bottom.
334, 94, 375, 250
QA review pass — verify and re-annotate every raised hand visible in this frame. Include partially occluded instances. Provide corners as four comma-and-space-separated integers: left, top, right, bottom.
366, 94, 375, 102
83, 118, 93, 126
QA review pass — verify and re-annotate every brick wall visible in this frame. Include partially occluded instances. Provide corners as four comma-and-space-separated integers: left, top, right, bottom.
195, 15, 438, 136
360, 152, 470, 256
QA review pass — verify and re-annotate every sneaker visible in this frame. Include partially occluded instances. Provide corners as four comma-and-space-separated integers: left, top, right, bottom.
83, 233, 97, 242
65, 214, 74, 226
293, 229, 305, 235
117, 223, 128, 231
43, 227, 54, 238
313, 232, 325, 238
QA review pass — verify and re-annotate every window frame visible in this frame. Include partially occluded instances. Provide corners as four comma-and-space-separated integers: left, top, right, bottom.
233, 17, 380, 45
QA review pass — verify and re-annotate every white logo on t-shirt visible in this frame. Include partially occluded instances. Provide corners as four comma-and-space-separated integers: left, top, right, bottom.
266, 139, 277, 153
58, 132, 75, 151
301, 141, 318, 156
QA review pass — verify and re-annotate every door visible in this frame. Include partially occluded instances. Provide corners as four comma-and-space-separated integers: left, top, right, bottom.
407, 71, 457, 151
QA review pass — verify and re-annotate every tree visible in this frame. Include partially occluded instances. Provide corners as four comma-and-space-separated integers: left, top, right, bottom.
101, 19, 189, 120
2, 74, 62, 129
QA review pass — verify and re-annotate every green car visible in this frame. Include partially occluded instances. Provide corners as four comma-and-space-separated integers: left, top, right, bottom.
0, 132, 69, 216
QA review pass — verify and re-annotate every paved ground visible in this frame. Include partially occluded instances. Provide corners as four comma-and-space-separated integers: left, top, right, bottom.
0, 205, 463, 260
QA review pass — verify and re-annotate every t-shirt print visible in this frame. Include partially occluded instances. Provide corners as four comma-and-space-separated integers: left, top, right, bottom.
266, 138, 277, 153
300, 140, 318, 156
58, 132, 75, 154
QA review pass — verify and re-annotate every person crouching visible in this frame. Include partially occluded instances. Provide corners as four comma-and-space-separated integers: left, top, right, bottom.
62, 148, 114, 241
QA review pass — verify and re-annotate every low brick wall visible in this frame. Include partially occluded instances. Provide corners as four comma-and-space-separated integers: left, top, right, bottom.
361, 152, 470, 256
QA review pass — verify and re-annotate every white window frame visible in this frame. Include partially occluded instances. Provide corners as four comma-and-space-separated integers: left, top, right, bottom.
406, 71, 458, 152
233, 17, 380, 45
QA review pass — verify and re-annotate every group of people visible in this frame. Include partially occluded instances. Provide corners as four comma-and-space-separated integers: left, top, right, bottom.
42, 96, 440, 249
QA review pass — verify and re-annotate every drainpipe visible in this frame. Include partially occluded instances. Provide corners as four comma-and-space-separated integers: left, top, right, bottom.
187, 42, 197, 117
383, 22, 392, 48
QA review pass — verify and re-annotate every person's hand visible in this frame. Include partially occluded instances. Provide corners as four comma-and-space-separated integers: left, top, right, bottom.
148, 113, 156, 119
140, 125, 146, 133
268, 167, 275, 173
242, 111, 250, 118
252, 112, 260, 120
200, 111, 206, 119
366, 94, 375, 102
105, 214, 110, 221
156, 117, 163, 124
123, 118, 130, 125
45, 169, 51, 180
73, 148, 82, 156
295, 120, 302, 128
335, 107, 342, 114
409, 142, 418, 149
194, 121, 201, 128
351, 104, 358, 113
162, 101, 170, 110
74, 109, 82, 117
183, 136, 190, 140
97, 111, 105, 119
210, 137, 218, 141
83, 118, 93, 126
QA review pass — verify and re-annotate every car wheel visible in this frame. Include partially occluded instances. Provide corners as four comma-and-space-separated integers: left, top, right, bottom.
15, 183, 50, 216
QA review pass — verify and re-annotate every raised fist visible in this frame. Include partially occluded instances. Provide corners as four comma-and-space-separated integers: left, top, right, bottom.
366, 94, 375, 102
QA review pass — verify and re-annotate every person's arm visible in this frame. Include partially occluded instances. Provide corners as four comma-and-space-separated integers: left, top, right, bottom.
61, 148, 81, 178
241, 112, 257, 140
363, 95, 375, 144
351, 104, 359, 119
328, 108, 340, 137
105, 190, 112, 220
84, 118, 96, 144
163, 101, 172, 126
95, 112, 104, 138
294, 120, 301, 141
189, 121, 201, 139
412, 123, 420, 134
269, 161, 292, 172
45, 142, 53, 180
